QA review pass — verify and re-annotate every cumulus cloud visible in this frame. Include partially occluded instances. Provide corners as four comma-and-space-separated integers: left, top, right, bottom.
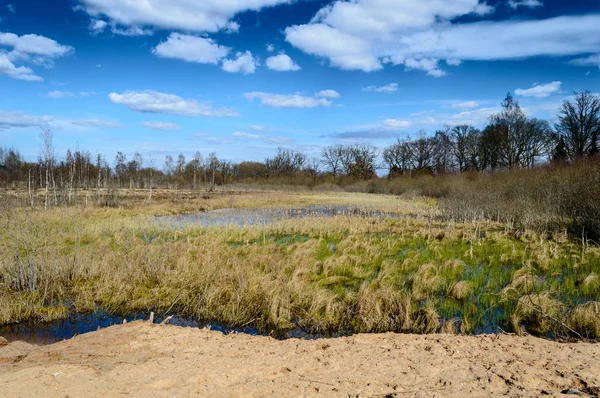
232, 131, 291, 144
266, 44, 275, 52
0, 53, 42, 81
0, 32, 73, 59
0, 110, 52, 130
515, 81, 562, 98
508, 0, 543, 9
109, 90, 240, 117
266, 53, 300, 71
315, 89, 340, 99
76, 0, 291, 33
222, 51, 258, 74
285, 1, 600, 76
243, 92, 333, 109
142, 121, 182, 131
362, 83, 398, 93
71, 118, 123, 128
0, 32, 73, 81
153, 33, 230, 64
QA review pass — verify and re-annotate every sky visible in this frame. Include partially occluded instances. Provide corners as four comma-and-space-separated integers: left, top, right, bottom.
0, 0, 599, 164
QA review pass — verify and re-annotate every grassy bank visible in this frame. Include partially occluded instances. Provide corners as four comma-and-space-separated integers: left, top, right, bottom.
0, 191, 599, 339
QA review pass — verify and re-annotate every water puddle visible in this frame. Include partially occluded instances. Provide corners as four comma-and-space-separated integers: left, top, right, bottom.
0, 312, 334, 345
155, 205, 402, 228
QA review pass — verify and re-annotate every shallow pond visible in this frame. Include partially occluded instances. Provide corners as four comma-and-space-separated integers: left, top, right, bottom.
155, 205, 403, 228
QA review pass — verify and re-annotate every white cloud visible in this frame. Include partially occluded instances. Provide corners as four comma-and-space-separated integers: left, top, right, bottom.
266, 53, 300, 71
250, 125, 266, 131
7, 4, 15, 14
334, 118, 412, 140
142, 121, 182, 131
0, 110, 52, 130
47, 90, 76, 99
153, 33, 230, 64
224, 21, 240, 33
405, 58, 446, 77
0, 53, 42, 81
508, 0, 543, 9
515, 81, 562, 98
0, 32, 73, 59
232, 131, 291, 144
286, 23, 382, 72
243, 92, 332, 109
0, 32, 73, 81
222, 51, 258, 74
89, 19, 152, 36
381, 119, 412, 130
72, 118, 123, 128
285, 2, 600, 76
110, 25, 153, 36
362, 83, 398, 93
76, 0, 291, 33
446, 107, 499, 126
266, 44, 275, 52
89, 19, 108, 33
315, 89, 340, 99
48, 91, 98, 99
451, 101, 479, 109
571, 54, 600, 70
109, 90, 239, 117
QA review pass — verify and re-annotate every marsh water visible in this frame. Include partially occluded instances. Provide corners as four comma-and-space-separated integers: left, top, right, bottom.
154, 205, 403, 228
0, 312, 344, 345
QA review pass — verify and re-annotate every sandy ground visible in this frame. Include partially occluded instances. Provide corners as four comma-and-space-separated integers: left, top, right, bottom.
1, 321, 599, 397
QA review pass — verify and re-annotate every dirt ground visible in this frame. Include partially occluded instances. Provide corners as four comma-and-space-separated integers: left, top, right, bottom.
1, 321, 599, 397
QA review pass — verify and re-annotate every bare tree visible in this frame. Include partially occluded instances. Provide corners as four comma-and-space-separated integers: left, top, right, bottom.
192, 151, 203, 189
39, 126, 55, 210
304, 157, 321, 182
114, 152, 127, 187
177, 153, 185, 189
339, 144, 379, 180
383, 138, 413, 177
555, 90, 600, 161
321, 145, 344, 177
207, 152, 219, 187
164, 155, 174, 189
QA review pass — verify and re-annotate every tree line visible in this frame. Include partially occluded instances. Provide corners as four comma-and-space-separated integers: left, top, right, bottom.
1, 90, 598, 199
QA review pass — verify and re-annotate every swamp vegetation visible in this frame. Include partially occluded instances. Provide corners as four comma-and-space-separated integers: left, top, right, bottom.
0, 190, 598, 340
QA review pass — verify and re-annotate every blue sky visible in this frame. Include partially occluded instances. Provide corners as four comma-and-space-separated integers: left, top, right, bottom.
1, 0, 599, 164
